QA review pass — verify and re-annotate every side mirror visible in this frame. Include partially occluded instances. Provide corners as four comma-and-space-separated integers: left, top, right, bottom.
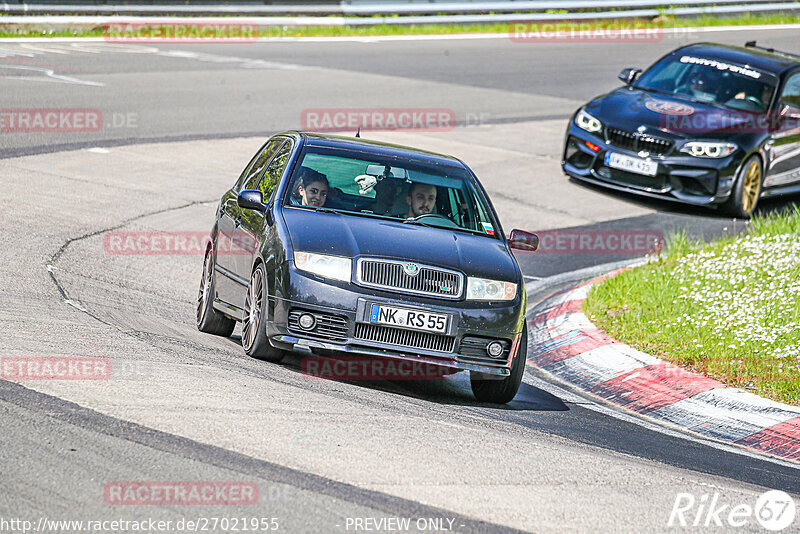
618, 68, 642, 85
237, 190, 266, 212
508, 229, 538, 252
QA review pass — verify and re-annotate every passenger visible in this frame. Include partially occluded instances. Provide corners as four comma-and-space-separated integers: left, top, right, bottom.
405, 183, 437, 219
296, 169, 329, 207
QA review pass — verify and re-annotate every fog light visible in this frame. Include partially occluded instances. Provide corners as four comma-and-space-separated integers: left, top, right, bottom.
298, 313, 316, 330
486, 341, 505, 358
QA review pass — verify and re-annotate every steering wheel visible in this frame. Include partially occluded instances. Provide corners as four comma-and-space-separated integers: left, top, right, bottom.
744, 96, 763, 107
413, 213, 460, 228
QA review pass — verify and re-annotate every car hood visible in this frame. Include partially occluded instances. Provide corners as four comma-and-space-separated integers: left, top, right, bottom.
587, 87, 761, 138
283, 208, 519, 281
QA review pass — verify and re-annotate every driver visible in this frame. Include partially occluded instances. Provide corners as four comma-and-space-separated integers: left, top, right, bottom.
681, 68, 721, 102
405, 183, 437, 219
294, 168, 329, 207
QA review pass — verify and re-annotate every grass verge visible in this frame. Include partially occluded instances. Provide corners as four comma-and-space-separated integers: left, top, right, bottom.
584, 207, 800, 405
1, 13, 800, 39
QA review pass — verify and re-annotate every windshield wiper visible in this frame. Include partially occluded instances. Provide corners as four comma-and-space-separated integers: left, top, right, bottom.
312, 206, 341, 214
402, 218, 433, 226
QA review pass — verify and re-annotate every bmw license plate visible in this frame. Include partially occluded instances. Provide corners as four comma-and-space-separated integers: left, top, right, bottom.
369, 304, 448, 334
605, 152, 659, 177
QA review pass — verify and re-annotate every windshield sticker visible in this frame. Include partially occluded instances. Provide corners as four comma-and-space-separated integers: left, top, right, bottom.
679, 55, 762, 79
645, 99, 695, 115
481, 222, 495, 235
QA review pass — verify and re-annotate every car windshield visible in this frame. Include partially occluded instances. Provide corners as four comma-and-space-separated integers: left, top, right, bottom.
283, 145, 500, 237
635, 54, 778, 112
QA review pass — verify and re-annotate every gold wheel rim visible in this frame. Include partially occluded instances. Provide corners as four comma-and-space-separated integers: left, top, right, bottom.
741, 160, 761, 214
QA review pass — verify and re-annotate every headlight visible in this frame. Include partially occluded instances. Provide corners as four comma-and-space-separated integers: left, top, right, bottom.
294, 252, 351, 282
466, 277, 517, 301
575, 108, 603, 134
680, 141, 737, 158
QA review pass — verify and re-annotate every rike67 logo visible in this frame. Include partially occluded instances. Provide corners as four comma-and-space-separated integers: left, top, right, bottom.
669, 490, 796, 531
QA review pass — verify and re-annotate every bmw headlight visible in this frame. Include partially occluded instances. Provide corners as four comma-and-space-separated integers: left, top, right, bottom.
575, 108, 603, 134
680, 141, 737, 158
294, 252, 352, 282
466, 277, 517, 301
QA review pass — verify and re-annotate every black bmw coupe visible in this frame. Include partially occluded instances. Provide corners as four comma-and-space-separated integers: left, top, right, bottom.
563, 41, 800, 218
197, 132, 539, 403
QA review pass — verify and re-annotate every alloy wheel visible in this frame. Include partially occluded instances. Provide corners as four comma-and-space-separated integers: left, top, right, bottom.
197, 252, 213, 325
242, 268, 263, 351
741, 160, 762, 214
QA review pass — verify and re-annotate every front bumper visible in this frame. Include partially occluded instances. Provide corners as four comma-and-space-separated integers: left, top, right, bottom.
562, 123, 742, 206
268, 265, 525, 377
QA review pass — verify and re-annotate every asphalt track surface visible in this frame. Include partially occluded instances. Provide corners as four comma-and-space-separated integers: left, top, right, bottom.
2, 27, 800, 533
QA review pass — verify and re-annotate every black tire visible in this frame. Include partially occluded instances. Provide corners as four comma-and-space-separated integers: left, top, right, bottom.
722, 155, 762, 219
470, 327, 527, 404
242, 263, 284, 362
197, 248, 236, 337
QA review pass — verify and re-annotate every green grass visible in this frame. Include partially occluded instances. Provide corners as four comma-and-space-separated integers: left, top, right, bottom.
585, 207, 800, 405
1, 13, 800, 39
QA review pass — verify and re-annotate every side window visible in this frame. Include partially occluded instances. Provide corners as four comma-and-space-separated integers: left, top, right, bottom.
238, 139, 284, 192
257, 140, 294, 201
780, 73, 800, 108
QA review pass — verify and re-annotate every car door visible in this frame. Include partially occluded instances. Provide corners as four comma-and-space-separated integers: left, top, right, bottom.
234, 138, 295, 285
216, 139, 284, 310
765, 71, 800, 188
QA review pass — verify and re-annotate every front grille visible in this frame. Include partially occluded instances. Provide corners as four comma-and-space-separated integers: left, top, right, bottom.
288, 309, 349, 342
606, 127, 637, 151
457, 336, 511, 367
354, 323, 455, 353
358, 259, 463, 299
606, 127, 673, 157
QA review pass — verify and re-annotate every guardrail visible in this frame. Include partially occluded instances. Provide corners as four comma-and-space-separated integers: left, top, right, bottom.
0, 0, 793, 15
1, 0, 799, 25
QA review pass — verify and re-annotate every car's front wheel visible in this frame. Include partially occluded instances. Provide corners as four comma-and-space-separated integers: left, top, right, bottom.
470, 327, 527, 404
722, 155, 762, 218
242, 263, 284, 362
197, 248, 236, 337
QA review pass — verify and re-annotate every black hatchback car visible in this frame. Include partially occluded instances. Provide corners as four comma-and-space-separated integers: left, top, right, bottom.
563, 41, 800, 218
197, 132, 539, 403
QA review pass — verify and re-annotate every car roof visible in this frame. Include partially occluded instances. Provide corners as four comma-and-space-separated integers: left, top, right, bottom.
671, 43, 800, 77
282, 131, 467, 168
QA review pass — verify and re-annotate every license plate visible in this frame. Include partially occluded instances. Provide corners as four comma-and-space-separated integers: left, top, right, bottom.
605, 151, 659, 177
369, 304, 448, 334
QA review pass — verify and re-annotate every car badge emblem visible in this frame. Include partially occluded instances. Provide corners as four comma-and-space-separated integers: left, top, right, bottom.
403, 263, 420, 276
637, 125, 647, 133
